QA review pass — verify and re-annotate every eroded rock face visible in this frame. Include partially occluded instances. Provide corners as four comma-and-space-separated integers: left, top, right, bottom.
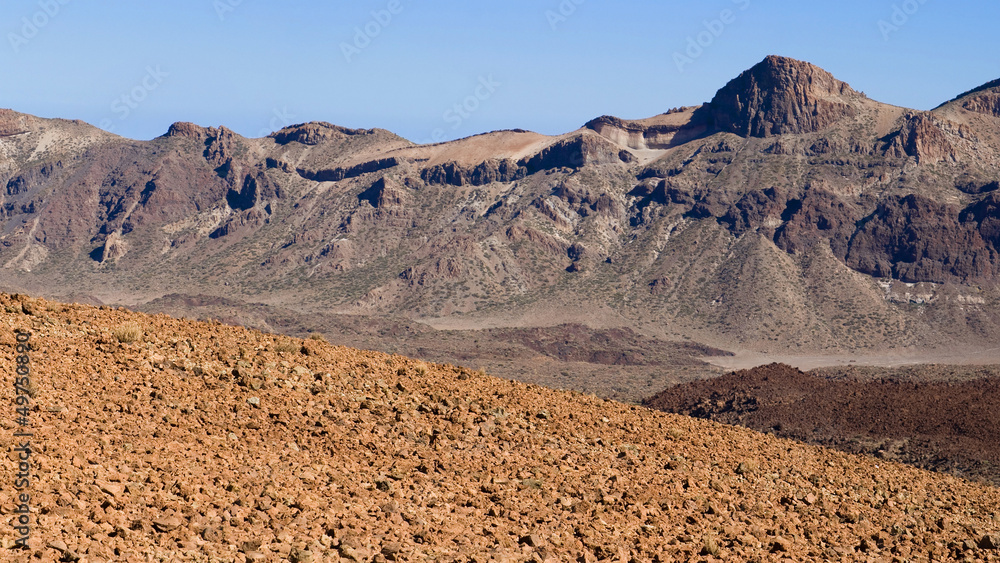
773, 189, 860, 258
270, 122, 370, 145
709, 55, 858, 137
294, 157, 406, 183
885, 113, 957, 163
101, 231, 127, 262
420, 159, 525, 186
845, 194, 995, 283
584, 115, 686, 150
358, 177, 407, 209
963, 92, 1000, 118
163, 122, 211, 140
520, 135, 635, 174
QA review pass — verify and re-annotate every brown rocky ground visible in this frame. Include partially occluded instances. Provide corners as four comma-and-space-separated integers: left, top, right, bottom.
4, 294, 1000, 561
645, 363, 1000, 486
136, 294, 729, 403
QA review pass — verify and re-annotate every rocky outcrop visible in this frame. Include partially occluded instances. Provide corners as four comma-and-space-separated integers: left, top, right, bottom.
885, 113, 957, 163
226, 171, 280, 211
547, 179, 622, 219
293, 157, 405, 182
163, 122, 211, 140
520, 135, 635, 174
0, 108, 31, 136
270, 122, 371, 145
4, 162, 61, 197
420, 159, 525, 186
773, 188, 860, 258
584, 115, 684, 150
358, 177, 407, 209
100, 231, 128, 262
963, 92, 1000, 118
709, 55, 858, 137
845, 194, 994, 283
209, 206, 270, 240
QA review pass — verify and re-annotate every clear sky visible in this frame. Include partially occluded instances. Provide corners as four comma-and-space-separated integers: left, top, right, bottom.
2, 0, 997, 142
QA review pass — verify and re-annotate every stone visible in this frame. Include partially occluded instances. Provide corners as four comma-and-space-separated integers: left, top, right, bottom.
980, 534, 1000, 549
288, 547, 314, 563
96, 480, 124, 497
520, 534, 543, 547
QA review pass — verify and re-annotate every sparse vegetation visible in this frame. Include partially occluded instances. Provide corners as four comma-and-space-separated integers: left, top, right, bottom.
272, 339, 300, 354
112, 322, 143, 343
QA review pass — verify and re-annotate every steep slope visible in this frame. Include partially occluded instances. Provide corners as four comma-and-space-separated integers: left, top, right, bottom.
4, 294, 1000, 561
3, 56, 1000, 363
708, 54, 864, 137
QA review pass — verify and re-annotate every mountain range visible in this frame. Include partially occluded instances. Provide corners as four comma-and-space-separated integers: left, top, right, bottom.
4, 55, 1000, 391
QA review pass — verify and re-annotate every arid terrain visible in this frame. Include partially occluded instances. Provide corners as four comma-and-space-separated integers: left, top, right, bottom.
4, 56, 1000, 400
133, 294, 728, 403
4, 294, 1000, 562
646, 362, 1000, 486
6, 55, 1000, 561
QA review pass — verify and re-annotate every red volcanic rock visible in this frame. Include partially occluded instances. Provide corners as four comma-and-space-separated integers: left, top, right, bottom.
888, 113, 957, 163
646, 362, 1000, 485
844, 194, 994, 283
709, 55, 858, 137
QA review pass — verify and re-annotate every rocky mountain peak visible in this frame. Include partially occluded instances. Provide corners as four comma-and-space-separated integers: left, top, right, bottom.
709, 55, 859, 137
270, 121, 372, 145
163, 121, 213, 139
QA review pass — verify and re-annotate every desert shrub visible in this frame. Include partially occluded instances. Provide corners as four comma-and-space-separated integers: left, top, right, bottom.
701, 536, 721, 557
273, 339, 300, 353
112, 323, 143, 343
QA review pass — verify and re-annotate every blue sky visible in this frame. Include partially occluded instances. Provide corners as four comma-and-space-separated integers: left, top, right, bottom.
2, 0, 997, 142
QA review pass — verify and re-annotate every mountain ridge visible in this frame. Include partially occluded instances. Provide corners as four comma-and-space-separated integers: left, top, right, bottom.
3, 55, 1000, 387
